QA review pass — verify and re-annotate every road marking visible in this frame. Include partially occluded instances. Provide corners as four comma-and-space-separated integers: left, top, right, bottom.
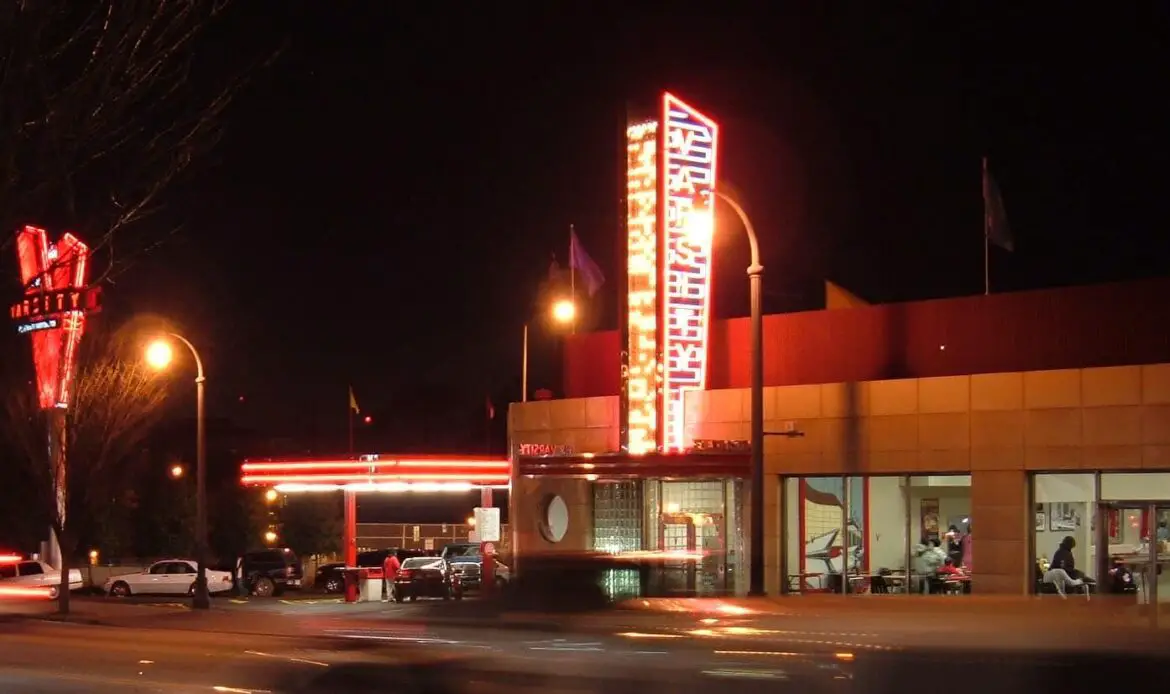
244, 649, 329, 667
213, 686, 273, 693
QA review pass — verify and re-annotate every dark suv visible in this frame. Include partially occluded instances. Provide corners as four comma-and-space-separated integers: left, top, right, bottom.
313, 548, 429, 594
241, 548, 303, 597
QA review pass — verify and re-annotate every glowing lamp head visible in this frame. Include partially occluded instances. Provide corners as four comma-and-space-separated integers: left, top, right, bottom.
552, 299, 576, 324
264, 530, 278, 544
363, 415, 372, 424
683, 207, 715, 246
169, 464, 184, 479
264, 489, 279, 503
466, 515, 476, 527
145, 340, 174, 370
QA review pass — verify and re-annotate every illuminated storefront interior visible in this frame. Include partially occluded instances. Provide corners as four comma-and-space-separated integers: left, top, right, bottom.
1032, 472, 1170, 603
783, 475, 973, 594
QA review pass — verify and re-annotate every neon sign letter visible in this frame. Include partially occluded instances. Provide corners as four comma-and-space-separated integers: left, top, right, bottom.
660, 93, 718, 452
625, 120, 660, 455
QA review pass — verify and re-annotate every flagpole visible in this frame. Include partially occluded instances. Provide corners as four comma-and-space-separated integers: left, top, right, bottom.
569, 224, 576, 334
521, 323, 529, 402
982, 156, 990, 296
348, 388, 354, 457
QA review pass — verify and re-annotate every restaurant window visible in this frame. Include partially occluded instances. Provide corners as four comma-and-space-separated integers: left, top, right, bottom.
783, 474, 972, 595
1032, 473, 1097, 592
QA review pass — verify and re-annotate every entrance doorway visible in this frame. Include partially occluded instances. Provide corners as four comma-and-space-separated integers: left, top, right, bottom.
1097, 502, 1170, 614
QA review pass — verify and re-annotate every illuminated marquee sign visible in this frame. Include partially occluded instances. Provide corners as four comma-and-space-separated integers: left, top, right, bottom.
660, 93, 718, 452
622, 93, 718, 454
625, 120, 660, 455
13, 226, 92, 409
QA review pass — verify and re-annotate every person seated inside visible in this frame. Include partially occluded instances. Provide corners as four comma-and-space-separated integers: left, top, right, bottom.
1045, 536, 1094, 595
937, 557, 963, 576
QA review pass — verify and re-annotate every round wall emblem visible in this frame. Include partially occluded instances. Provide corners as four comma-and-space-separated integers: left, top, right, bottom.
538, 494, 569, 543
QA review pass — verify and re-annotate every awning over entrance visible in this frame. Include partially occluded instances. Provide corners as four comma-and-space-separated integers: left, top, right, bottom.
516, 451, 749, 479
240, 455, 510, 492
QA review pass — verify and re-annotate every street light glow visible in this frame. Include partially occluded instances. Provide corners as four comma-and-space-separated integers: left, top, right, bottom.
552, 299, 575, 324
170, 464, 185, 479
145, 340, 174, 370
264, 489, 278, 503
683, 207, 715, 246
264, 530, 277, 544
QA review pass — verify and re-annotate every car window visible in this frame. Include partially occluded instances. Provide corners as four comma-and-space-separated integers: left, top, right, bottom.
0, 565, 16, 579
402, 557, 444, 570
18, 561, 43, 576
444, 544, 478, 559
247, 551, 283, 564
149, 562, 170, 574
168, 562, 192, 574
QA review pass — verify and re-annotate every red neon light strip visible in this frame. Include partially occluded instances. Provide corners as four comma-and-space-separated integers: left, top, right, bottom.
0, 554, 24, 564
242, 473, 511, 484
0, 585, 53, 599
241, 459, 509, 472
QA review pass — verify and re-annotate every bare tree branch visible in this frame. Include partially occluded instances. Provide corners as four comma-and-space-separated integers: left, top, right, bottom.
0, 0, 283, 287
2, 319, 172, 612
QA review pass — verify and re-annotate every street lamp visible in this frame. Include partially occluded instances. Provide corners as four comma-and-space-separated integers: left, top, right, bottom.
689, 190, 766, 597
521, 298, 577, 403
264, 530, 278, 544
169, 464, 185, 479
264, 488, 279, 504
145, 332, 210, 609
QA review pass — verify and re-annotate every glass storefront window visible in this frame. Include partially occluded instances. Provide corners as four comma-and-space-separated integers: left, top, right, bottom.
1032, 472, 1170, 610
783, 474, 971, 596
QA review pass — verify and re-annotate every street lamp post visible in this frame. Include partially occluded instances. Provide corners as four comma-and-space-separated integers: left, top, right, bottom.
521, 299, 577, 403
700, 190, 766, 596
146, 332, 210, 609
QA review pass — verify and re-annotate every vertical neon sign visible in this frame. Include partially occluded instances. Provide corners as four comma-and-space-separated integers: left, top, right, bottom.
15, 226, 91, 409
660, 93, 718, 452
625, 120, 660, 455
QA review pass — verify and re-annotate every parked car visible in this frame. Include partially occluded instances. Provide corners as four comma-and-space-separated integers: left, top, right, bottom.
0, 558, 83, 599
314, 549, 429, 594
241, 548, 303, 597
393, 556, 462, 602
441, 543, 510, 590
105, 560, 234, 597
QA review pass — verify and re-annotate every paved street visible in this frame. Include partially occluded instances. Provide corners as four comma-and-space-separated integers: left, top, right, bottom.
2, 594, 1170, 692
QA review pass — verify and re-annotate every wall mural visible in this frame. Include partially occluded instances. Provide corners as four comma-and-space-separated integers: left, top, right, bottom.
800, 477, 867, 591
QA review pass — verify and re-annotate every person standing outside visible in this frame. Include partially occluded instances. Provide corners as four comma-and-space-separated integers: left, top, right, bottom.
381, 551, 401, 603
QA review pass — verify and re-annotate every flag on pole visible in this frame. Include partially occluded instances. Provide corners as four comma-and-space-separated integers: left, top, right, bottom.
486, 396, 495, 420
983, 158, 1014, 252
348, 386, 360, 414
568, 228, 605, 297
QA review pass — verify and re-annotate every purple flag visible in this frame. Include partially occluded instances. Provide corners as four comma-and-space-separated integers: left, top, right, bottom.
569, 229, 605, 297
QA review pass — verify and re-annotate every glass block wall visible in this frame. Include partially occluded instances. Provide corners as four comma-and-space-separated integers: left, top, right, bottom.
593, 481, 643, 554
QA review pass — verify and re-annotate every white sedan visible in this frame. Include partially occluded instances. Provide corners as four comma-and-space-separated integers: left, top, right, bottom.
105, 559, 234, 597
0, 559, 83, 599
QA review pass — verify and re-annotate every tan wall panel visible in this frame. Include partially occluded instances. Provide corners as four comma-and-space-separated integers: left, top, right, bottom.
869, 378, 919, 416
1083, 445, 1142, 470
1143, 364, 1170, 404
1082, 366, 1142, 407
1082, 406, 1142, 446
919, 376, 970, 414
971, 373, 1023, 411
971, 470, 1029, 594
1025, 409, 1082, 447
766, 384, 822, 420
918, 412, 970, 449
1024, 369, 1081, 409
1142, 405, 1170, 444
511, 477, 593, 556
970, 410, 1025, 448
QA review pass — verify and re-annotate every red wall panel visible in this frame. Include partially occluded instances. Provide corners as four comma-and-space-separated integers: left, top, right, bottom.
564, 278, 1170, 397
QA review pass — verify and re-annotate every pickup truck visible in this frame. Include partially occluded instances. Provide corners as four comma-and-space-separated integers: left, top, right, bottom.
0, 558, 84, 598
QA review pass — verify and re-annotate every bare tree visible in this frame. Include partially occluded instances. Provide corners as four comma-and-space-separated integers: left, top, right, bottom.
0, 0, 279, 284
3, 322, 171, 613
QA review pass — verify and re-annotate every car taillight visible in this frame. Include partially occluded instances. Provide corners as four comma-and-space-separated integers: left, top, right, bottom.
286, 566, 295, 577
398, 570, 412, 579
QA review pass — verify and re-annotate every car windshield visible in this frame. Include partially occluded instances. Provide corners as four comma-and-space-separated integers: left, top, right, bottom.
444, 544, 479, 559
401, 557, 443, 570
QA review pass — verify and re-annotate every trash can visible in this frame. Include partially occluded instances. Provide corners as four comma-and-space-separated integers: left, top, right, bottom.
343, 568, 361, 603
361, 568, 383, 602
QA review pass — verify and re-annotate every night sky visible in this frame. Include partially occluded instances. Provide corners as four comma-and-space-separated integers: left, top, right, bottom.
59, 4, 1170, 518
